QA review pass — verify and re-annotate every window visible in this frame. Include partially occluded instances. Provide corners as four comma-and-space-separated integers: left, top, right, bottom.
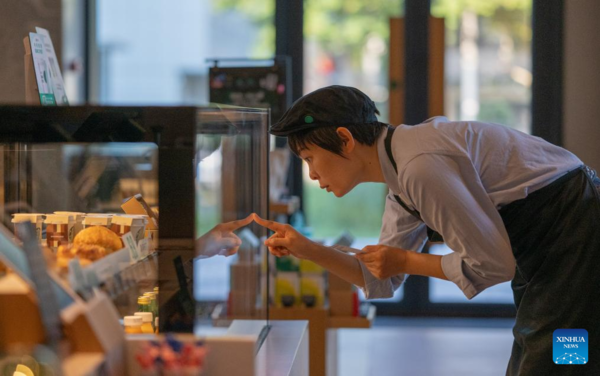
94, 0, 274, 303
303, 0, 405, 302
429, 244, 513, 304
432, 0, 532, 133
428, 0, 531, 306
93, 0, 274, 105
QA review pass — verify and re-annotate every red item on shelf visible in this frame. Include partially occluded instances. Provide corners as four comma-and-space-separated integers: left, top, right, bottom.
352, 290, 359, 317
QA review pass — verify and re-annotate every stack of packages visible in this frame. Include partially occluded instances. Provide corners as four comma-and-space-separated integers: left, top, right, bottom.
274, 256, 300, 307
274, 256, 326, 308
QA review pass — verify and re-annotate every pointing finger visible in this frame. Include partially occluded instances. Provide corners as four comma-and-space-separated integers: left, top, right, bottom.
265, 237, 291, 248
253, 214, 286, 233
220, 214, 254, 231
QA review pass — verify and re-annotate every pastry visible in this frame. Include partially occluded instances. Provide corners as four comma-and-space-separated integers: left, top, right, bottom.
73, 225, 122, 253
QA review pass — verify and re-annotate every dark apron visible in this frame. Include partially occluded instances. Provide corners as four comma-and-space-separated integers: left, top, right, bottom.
499, 165, 600, 375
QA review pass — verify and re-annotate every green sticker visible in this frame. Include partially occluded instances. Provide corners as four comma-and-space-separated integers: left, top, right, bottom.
304, 115, 314, 124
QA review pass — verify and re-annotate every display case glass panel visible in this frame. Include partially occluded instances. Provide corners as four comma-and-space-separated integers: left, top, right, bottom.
0, 105, 269, 338
194, 107, 269, 333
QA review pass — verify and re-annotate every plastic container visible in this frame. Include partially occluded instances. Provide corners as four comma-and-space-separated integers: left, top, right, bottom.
111, 214, 148, 243
54, 211, 85, 236
134, 312, 154, 334
11, 213, 45, 242
44, 214, 75, 249
123, 315, 143, 334
83, 214, 113, 228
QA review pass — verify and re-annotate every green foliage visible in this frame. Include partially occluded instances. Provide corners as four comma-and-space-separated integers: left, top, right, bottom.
305, 0, 404, 64
212, 0, 531, 65
478, 100, 514, 125
432, 0, 531, 45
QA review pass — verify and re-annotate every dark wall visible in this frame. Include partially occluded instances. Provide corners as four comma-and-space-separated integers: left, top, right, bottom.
0, 0, 62, 104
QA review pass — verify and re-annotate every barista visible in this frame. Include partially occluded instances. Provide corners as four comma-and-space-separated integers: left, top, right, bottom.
253, 85, 600, 375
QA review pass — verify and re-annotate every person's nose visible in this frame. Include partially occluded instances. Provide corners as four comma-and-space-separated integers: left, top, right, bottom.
308, 165, 319, 181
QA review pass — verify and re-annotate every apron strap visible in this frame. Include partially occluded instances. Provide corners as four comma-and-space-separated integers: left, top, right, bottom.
384, 126, 444, 242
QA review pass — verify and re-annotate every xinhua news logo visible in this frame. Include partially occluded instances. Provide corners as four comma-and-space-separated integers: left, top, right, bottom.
553, 329, 588, 365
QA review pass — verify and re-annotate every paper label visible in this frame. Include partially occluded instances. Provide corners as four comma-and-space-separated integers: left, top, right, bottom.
138, 237, 150, 258
122, 232, 140, 262
68, 258, 86, 291
94, 259, 114, 281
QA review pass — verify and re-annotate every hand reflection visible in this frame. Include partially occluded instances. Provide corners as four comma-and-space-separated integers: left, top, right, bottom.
195, 214, 254, 258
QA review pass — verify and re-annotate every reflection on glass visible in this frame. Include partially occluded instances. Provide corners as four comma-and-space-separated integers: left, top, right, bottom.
194, 107, 269, 331
196, 216, 254, 258
0, 142, 158, 319
3, 143, 158, 224
429, 244, 513, 304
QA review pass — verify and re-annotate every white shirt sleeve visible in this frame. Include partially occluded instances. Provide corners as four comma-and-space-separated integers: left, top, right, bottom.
356, 190, 428, 299
400, 153, 516, 299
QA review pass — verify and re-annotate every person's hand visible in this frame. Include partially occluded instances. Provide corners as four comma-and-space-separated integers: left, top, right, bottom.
195, 214, 253, 258
355, 244, 408, 280
253, 214, 314, 259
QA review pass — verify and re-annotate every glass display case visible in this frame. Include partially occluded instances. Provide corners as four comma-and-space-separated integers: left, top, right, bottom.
0, 105, 270, 338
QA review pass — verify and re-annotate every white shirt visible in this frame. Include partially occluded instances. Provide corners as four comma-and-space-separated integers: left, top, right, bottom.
347, 117, 582, 299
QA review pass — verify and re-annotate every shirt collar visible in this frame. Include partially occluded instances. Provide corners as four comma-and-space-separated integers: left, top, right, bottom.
377, 126, 402, 194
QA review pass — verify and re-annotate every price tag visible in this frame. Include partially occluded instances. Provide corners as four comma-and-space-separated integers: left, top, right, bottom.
122, 232, 140, 262
138, 237, 150, 258
94, 259, 114, 281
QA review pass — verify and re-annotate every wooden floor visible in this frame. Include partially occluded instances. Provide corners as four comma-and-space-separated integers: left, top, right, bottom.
336, 317, 515, 376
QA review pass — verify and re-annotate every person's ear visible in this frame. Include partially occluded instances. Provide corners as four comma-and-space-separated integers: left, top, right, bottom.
336, 127, 356, 154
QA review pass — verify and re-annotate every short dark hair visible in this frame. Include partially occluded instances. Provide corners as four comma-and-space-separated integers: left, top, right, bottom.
288, 121, 387, 157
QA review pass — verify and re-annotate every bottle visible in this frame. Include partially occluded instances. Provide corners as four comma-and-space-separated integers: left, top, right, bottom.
123, 315, 143, 334
134, 312, 154, 334
143, 292, 158, 319
138, 296, 150, 313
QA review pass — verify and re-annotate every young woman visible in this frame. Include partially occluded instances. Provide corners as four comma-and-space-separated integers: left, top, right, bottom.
254, 85, 600, 375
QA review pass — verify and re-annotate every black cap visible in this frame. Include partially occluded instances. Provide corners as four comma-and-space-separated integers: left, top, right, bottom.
270, 85, 380, 136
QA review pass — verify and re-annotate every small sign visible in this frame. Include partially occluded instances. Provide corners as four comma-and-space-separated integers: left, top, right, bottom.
27, 32, 56, 105
138, 237, 150, 259
35, 27, 69, 105
122, 232, 140, 262
68, 258, 86, 292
